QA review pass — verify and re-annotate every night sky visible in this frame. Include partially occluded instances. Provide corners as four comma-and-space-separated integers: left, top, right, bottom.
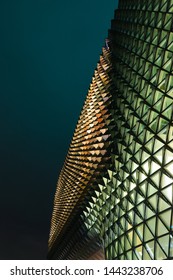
0, 0, 118, 259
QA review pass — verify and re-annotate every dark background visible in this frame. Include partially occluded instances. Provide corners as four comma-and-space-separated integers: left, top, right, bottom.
0, 0, 118, 259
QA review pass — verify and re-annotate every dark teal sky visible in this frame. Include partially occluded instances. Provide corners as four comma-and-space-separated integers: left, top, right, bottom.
0, 0, 118, 259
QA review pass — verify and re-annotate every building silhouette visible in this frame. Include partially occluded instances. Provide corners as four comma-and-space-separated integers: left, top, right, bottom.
48, 0, 173, 259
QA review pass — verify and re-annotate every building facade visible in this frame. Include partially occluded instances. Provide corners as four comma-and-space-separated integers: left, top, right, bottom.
48, 0, 173, 260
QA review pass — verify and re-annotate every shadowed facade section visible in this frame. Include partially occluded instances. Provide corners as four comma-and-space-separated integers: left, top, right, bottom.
48, 0, 173, 259
48, 47, 115, 259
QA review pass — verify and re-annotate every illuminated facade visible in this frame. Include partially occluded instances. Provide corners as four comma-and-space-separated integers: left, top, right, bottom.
48, 0, 173, 260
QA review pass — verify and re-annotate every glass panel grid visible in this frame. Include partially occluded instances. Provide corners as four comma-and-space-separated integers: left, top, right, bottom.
48, 0, 173, 260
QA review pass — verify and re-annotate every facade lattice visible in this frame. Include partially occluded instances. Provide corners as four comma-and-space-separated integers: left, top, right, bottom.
48, 0, 173, 260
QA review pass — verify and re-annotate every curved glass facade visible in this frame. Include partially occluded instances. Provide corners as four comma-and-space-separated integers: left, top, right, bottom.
48, 0, 173, 259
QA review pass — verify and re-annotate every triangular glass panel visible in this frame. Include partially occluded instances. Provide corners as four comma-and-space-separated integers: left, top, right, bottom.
153, 89, 164, 104
119, 236, 125, 251
145, 205, 155, 219
157, 235, 169, 256
161, 173, 173, 188
148, 194, 158, 211
138, 183, 147, 197
145, 240, 154, 259
164, 149, 173, 164
134, 211, 143, 225
147, 217, 156, 235
162, 106, 172, 120
163, 16, 172, 30
137, 203, 145, 218
150, 117, 159, 133
150, 160, 161, 174
144, 225, 154, 242
150, 172, 160, 187
153, 138, 165, 153
159, 196, 171, 212
155, 241, 167, 259
148, 183, 158, 197
153, 149, 164, 165
135, 245, 142, 260
133, 230, 141, 247
143, 247, 152, 260
160, 209, 172, 229
164, 161, 173, 178
161, 185, 173, 204
167, 139, 173, 149
158, 117, 169, 133
130, 181, 136, 191
157, 218, 169, 236
145, 139, 154, 153
98, 184, 104, 192
136, 191, 145, 204
136, 223, 144, 240
141, 150, 150, 162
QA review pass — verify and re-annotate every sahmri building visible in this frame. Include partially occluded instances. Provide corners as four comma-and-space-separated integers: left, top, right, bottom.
48, 0, 173, 260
